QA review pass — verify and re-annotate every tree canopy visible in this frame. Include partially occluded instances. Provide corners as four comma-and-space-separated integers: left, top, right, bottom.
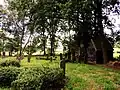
0, 0, 119, 63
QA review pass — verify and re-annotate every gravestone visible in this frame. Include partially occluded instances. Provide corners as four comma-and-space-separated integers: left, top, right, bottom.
60, 58, 66, 77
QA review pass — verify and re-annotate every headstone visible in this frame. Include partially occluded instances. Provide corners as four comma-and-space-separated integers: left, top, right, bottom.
60, 58, 66, 77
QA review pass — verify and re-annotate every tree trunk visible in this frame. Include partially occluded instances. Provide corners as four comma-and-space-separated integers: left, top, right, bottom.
68, 51, 71, 61
43, 39, 46, 55
20, 20, 25, 57
50, 32, 55, 56
28, 54, 31, 63
2, 52, 5, 57
8, 51, 12, 56
20, 37, 23, 56
84, 47, 88, 64
42, 29, 46, 56
50, 36, 53, 56
72, 51, 76, 62
83, 32, 89, 64
96, 0, 108, 64
79, 46, 81, 63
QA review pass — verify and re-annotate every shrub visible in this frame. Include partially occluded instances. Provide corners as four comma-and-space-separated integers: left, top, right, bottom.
0, 59, 20, 67
41, 67, 66, 90
11, 67, 66, 90
0, 67, 21, 87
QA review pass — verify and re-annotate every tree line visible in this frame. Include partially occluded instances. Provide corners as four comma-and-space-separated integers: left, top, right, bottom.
0, 0, 120, 63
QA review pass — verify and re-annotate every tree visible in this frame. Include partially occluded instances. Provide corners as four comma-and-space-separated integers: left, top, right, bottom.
92, 0, 119, 64
31, 0, 48, 55
25, 36, 40, 62
7, 0, 36, 57
59, 0, 93, 63
59, 0, 118, 64
45, 0, 61, 56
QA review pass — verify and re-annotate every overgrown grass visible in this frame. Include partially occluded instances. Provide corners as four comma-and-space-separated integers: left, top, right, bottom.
0, 57, 120, 90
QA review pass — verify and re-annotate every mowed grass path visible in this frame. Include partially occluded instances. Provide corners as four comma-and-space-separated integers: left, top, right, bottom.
0, 57, 120, 90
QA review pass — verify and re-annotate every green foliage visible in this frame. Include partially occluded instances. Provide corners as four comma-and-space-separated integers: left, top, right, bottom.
11, 67, 43, 90
0, 59, 20, 67
11, 67, 66, 90
0, 57, 120, 90
0, 67, 21, 87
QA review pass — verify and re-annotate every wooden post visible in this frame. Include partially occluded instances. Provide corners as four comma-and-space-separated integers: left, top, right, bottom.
60, 58, 66, 77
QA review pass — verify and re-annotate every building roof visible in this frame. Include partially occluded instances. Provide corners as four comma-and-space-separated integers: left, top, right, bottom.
91, 34, 113, 51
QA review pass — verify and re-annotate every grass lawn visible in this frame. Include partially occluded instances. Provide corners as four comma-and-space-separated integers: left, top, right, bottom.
65, 63, 120, 90
0, 57, 120, 90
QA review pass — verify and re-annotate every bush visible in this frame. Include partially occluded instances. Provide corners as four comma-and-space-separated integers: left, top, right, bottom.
41, 67, 66, 90
0, 67, 21, 87
0, 59, 20, 67
11, 67, 66, 90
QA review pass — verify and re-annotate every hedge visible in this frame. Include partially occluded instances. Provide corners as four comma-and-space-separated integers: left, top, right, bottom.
0, 59, 20, 67
11, 67, 66, 90
0, 67, 21, 87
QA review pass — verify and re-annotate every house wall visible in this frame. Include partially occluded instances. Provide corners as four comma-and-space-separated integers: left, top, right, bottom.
96, 50, 104, 64
96, 50, 113, 64
107, 50, 113, 61
87, 47, 96, 61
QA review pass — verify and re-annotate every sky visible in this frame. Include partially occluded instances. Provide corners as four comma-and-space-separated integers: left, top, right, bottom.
0, 0, 5, 6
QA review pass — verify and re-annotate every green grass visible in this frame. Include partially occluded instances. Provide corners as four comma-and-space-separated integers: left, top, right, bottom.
0, 57, 120, 90
65, 63, 120, 90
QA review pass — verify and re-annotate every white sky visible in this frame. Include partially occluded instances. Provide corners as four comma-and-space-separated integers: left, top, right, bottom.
0, 0, 5, 5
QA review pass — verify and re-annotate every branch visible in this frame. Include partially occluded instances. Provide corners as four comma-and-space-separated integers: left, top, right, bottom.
22, 34, 32, 52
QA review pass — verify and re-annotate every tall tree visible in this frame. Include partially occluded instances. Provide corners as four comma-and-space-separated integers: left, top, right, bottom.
44, 0, 61, 56
7, 0, 36, 57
